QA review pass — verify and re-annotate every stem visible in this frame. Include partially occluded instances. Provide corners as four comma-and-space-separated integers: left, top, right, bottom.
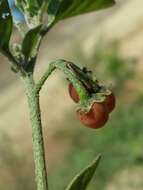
21, 74, 48, 190
36, 63, 56, 92
36, 59, 89, 102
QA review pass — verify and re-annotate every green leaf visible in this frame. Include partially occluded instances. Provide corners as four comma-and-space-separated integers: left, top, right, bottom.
22, 25, 42, 61
15, 0, 39, 11
47, 0, 115, 26
15, 0, 49, 27
15, 0, 48, 13
15, 0, 24, 13
0, 0, 12, 51
65, 155, 101, 190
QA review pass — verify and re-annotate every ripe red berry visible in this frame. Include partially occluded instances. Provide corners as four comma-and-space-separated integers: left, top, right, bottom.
104, 93, 116, 113
68, 83, 80, 103
77, 103, 109, 129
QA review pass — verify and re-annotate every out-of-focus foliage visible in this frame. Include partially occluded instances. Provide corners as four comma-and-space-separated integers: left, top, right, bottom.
73, 42, 136, 91
0, 132, 36, 190
91, 43, 136, 91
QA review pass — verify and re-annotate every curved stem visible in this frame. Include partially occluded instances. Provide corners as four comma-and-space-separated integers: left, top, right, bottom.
36, 63, 56, 93
36, 59, 89, 102
21, 74, 48, 190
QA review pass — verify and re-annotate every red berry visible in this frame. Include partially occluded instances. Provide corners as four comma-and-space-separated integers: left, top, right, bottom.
104, 93, 116, 113
68, 83, 80, 103
77, 103, 109, 129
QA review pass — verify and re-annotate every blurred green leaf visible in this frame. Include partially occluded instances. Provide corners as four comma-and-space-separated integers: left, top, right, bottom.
65, 155, 101, 190
47, 0, 115, 26
15, 0, 25, 13
15, 0, 49, 27
0, 0, 12, 51
15, 0, 39, 11
22, 25, 42, 61
15, 0, 49, 13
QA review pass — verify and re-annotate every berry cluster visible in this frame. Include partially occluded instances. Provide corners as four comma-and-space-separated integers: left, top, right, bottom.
69, 83, 116, 129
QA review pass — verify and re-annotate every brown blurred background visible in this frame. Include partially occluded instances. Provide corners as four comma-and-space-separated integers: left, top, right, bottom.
0, 0, 143, 189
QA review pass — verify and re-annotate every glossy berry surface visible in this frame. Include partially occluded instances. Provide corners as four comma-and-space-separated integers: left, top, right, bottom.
77, 103, 109, 129
68, 83, 80, 103
104, 93, 116, 113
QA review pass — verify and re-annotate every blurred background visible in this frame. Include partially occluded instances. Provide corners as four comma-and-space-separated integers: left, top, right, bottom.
0, 0, 143, 189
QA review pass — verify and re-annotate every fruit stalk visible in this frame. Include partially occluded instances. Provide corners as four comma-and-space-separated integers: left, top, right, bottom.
21, 74, 48, 190
36, 59, 89, 102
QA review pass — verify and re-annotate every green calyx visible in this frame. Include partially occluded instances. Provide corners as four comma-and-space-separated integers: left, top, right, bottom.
64, 62, 113, 112
77, 89, 112, 113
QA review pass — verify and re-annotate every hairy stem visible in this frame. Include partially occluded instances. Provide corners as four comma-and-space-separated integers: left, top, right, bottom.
36, 59, 89, 102
21, 74, 48, 190
36, 63, 56, 92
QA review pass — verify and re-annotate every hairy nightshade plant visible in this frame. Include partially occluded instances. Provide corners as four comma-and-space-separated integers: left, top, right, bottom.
0, 0, 115, 190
